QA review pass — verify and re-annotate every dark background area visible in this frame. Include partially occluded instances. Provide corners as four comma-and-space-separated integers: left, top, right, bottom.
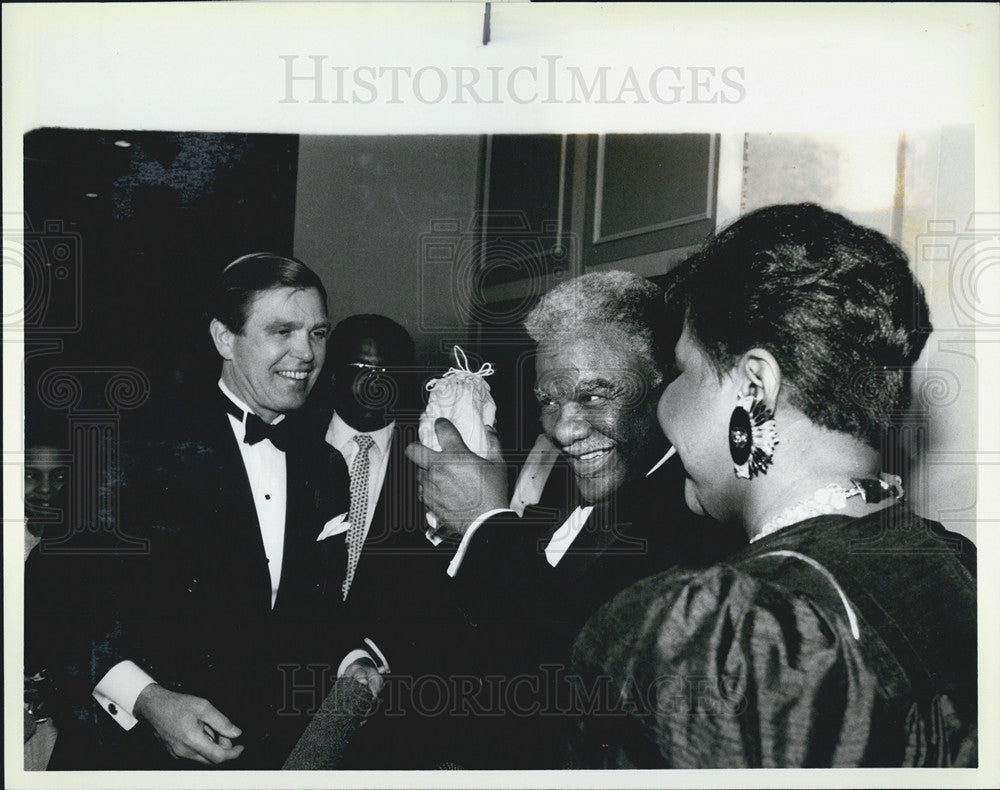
22, 129, 716, 457
23, 129, 300, 436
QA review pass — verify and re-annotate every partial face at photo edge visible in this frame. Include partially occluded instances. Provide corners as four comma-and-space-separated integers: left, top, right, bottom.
25, 446, 69, 509
534, 324, 662, 504
218, 286, 329, 423
657, 324, 743, 521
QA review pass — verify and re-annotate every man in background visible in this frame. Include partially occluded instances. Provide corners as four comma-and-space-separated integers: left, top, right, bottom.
321, 314, 429, 607
317, 315, 473, 768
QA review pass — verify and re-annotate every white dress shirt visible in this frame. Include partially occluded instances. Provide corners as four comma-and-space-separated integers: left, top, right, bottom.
224, 383, 287, 608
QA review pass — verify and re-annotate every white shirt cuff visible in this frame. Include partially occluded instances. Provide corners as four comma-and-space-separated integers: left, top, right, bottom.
424, 528, 444, 546
446, 509, 516, 578
363, 637, 390, 674
92, 661, 157, 730
337, 638, 390, 678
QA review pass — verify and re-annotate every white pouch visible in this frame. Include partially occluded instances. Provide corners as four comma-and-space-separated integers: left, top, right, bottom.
419, 345, 497, 530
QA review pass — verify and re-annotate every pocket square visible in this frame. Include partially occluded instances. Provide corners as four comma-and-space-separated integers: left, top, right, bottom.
317, 512, 350, 541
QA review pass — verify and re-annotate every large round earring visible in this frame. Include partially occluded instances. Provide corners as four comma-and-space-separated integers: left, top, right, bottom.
728, 391, 778, 479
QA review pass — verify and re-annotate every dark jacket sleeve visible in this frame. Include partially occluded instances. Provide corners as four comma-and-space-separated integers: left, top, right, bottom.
450, 510, 556, 624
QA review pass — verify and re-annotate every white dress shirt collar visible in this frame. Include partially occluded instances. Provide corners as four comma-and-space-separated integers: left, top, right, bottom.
645, 446, 677, 477
327, 412, 394, 456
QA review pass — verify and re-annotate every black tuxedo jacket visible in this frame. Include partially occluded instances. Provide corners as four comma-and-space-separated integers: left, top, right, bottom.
457, 440, 746, 657
49, 390, 352, 769
436, 439, 747, 768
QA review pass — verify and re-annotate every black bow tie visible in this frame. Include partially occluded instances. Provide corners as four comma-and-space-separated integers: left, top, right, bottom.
243, 412, 294, 452
221, 394, 294, 452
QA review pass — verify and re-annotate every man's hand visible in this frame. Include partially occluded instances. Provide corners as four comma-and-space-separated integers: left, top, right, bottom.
342, 658, 385, 697
133, 683, 244, 765
405, 418, 508, 537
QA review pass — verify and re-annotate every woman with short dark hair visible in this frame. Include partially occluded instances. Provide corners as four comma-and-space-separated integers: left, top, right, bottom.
571, 203, 976, 767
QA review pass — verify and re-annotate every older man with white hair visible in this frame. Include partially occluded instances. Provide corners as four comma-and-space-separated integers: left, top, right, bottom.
405, 270, 746, 768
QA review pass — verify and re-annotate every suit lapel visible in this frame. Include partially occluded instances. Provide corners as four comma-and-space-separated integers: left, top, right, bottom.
210, 395, 276, 613
276, 446, 306, 611
346, 421, 441, 601
547, 503, 622, 582
275, 432, 344, 612
360, 421, 423, 554
542, 448, 670, 583
365, 427, 396, 549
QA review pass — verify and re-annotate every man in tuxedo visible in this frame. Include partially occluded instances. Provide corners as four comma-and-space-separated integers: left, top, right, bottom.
73, 253, 381, 770
407, 270, 746, 767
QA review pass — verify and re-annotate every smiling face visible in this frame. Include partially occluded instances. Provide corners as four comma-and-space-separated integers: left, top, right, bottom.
332, 336, 393, 432
657, 324, 743, 521
213, 286, 329, 423
25, 446, 68, 510
534, 323, 661, 504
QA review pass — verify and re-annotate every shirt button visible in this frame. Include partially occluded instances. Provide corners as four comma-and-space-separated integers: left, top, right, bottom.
265, 494, 271, 500
108, 703, 118, 715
